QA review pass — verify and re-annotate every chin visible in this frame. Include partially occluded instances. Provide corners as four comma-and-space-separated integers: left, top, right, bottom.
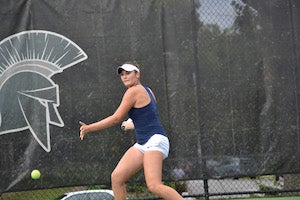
124, 83, 131, 87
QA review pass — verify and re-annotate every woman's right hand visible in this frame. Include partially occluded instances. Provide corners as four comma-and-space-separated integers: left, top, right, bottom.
79, 121, 89, 140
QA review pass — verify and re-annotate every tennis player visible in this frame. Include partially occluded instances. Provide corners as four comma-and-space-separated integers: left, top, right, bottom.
79, 61, 183, 200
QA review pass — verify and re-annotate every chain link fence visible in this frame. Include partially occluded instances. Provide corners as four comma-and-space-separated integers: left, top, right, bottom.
1, 0, 300, 199
1, 175, 300, 199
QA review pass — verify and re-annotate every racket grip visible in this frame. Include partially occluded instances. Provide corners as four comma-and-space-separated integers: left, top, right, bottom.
121, 118, 132, 131
121, 125, 125, 131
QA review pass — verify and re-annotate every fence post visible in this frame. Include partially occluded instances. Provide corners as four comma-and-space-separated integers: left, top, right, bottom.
203, 179, 209, 200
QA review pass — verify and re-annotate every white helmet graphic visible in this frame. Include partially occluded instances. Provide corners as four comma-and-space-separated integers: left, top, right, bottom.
0, 30, 88, 152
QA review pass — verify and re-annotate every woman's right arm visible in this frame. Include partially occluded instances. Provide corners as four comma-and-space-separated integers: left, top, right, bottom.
79, 87, 138, 140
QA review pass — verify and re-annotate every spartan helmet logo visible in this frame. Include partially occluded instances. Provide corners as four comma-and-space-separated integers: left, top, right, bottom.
0, 30, 88, 152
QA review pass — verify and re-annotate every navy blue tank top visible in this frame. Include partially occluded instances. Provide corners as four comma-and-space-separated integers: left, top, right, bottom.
128, 86, 167, 145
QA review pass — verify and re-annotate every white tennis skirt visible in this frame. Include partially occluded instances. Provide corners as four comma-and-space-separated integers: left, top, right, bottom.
133, 134, 169, 159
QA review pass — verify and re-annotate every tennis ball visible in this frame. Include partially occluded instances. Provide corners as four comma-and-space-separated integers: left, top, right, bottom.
31, 169, 41, 180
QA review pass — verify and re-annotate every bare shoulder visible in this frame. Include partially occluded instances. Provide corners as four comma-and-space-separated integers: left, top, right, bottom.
124, 85, 143, 97
127, 85, 145, 93
127, 85, 152, 105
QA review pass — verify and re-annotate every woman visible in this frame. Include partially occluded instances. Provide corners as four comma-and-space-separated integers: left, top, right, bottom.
79, 61, 183, 200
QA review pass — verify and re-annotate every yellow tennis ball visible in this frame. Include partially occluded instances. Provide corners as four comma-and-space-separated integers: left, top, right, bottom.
31, 170, 41, 180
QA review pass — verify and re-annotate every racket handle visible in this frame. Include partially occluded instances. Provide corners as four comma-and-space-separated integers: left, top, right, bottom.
121, 118, 132, 131
121, 125, 125, 130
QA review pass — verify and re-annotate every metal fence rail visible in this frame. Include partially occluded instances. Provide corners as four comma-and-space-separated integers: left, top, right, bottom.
1, 175, 300, 200
1, 0, 300, 199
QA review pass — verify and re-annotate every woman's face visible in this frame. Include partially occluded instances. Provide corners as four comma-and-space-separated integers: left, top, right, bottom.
120, 70, 140, 88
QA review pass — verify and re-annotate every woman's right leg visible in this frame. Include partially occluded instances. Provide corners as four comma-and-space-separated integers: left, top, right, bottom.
111, 146, 144, 200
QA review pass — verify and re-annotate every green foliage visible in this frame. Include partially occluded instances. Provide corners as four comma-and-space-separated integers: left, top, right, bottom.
126, 181, 187, 198
126, 182, 153, 198
165, 181, 187, 194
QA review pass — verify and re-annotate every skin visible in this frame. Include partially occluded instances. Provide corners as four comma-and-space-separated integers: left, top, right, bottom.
79, 69, 183, 200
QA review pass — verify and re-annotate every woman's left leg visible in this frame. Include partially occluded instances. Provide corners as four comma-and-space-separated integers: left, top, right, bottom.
143, 151, 184, 200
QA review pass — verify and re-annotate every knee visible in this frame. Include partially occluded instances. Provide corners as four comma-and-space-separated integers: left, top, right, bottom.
111, 170, 121, 185
146, 182, 160, 194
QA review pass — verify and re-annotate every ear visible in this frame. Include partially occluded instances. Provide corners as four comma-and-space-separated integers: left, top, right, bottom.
136, 72, 141, 79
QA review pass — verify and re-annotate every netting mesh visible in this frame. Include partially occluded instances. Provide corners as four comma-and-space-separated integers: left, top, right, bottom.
0, 0, 300, 199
